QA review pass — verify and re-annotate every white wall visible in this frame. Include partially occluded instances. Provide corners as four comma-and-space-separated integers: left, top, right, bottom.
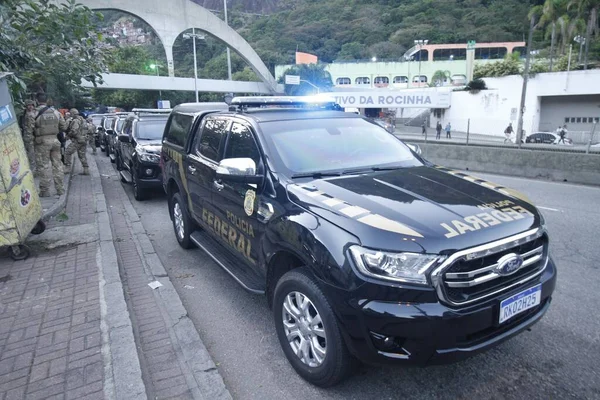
437, 70, 600, 136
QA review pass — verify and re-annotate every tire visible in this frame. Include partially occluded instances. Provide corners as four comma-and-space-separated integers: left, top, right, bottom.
170, 192, 194, 249
31, 220, 46, 235
132, 170, 146, 201
105, 142, 110, 157
115, 152, 123, 171
273, 268, 355, 387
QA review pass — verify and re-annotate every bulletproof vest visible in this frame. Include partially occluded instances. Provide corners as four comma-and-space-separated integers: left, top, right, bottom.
67, 116, 84, 138
35, 106, 62, 136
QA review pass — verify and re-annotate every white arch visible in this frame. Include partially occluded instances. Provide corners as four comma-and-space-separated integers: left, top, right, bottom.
76, 0, 278, 92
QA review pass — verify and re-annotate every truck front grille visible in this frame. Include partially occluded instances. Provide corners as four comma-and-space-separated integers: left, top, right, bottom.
432, 228, 548, 306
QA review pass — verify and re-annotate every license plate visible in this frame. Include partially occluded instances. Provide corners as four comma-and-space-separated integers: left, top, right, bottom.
499, 284, 541, 324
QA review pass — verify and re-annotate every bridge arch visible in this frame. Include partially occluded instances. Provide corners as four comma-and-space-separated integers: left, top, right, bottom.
77, 0, 278, 92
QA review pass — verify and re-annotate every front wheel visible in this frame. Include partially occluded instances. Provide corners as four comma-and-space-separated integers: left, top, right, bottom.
115, 152, 123, 171
170, 192, 194, 249
273, 268, 355, 387
132, 170, 146, 201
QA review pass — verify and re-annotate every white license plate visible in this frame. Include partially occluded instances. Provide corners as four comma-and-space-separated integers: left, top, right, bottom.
499, 284, 541, 324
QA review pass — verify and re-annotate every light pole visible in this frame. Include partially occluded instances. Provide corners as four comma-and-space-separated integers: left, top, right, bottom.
183, 28, 206, 102
150, 63, 162, 100
300, 79, 320, 94
574, 35, 585, 64
414, 39, 428, 87
224, 0, 232, 81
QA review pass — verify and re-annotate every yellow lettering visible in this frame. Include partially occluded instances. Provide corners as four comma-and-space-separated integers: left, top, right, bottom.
490, 210, 513, 222
248, 224, 255, 238
220, 220, 228, 242
441, 223, 460, 238
478, 213, 501, 226
214, 215, 221, 234
502, 208, 524, 220
228, 227, 237, 248
236, 235, 246, 254
245, 240, 252, 260
207, 212, 214, 227
452, 220, 476, 235
202, 208, 208, 222
464, 215, 489, 230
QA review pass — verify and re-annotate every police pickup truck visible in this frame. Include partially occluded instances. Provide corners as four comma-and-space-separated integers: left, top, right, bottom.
161, 97, 556, 387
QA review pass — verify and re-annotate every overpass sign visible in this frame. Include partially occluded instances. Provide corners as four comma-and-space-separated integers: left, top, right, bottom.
332, 90, 451, 109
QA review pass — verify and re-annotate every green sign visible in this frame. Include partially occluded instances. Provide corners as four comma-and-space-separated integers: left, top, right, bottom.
467, 40, 476, 50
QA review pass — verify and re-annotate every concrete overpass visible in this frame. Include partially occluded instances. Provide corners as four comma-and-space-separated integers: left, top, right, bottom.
73, 0, 279, 93
81, 73, 273, 94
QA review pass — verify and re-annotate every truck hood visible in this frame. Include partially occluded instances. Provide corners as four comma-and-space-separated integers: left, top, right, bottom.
137, 139, 162, 154
286, 166, 541, 254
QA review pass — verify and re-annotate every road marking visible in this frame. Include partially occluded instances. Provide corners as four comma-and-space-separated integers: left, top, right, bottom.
538, 206, 561, 212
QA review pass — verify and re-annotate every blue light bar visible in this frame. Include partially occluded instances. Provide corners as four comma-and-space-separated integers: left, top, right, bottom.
230, 95, 339, 108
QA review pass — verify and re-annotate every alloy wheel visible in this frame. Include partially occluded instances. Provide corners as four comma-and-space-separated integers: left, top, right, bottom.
282, 291, 327, 367
173, 201, 185, 240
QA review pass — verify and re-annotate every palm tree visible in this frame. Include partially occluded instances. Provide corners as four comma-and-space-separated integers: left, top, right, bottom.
530, 0, 568, 71
568, 0, 600, 69
430, 70, 451, 87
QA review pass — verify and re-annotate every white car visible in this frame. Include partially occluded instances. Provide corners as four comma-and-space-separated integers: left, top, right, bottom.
526, 132, 573, 145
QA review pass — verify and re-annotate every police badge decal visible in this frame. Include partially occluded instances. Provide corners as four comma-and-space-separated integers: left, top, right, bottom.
244, 190, 256, 216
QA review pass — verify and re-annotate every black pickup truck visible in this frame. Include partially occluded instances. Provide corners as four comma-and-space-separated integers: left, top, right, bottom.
161, 97, 557, 387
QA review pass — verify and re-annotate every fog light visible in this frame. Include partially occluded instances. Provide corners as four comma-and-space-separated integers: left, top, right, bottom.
145, 168, 153, 176
370, 332, 407, 353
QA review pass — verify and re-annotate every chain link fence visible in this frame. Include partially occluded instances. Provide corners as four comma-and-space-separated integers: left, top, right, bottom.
395, 119, 600, 154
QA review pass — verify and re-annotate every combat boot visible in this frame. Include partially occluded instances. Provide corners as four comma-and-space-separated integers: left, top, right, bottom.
82, 167, 89, 176
39, 191, 51, 198
57, 188, 64, 196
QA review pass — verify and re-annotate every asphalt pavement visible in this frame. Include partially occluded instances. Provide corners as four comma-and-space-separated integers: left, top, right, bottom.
98, 153, 600, 400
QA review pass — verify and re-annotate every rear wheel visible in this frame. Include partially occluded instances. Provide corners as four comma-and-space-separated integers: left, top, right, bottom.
273, 268, 355, 387
170, 192, 193, 249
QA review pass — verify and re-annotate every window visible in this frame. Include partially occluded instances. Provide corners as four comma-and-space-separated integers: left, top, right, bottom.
475, 47, 507, 60
393, 76, 408, 84
355, 77, 370, 85
451, 75, 467, 85
595, 117, 600, 123
576, 117, 581, 123
582, 117, 588, 123
136, 119, 169, 140
513, 47, 527, 58
164, 114, 193, 147
197, 118, 229, 162
564, 117, 570, 123
336, 77, 351, 85
570, 117, 576, 123
433, 48, 467, 61
374, 76, 389, 86
412, 75, 428, 83
224, 122, 261, 166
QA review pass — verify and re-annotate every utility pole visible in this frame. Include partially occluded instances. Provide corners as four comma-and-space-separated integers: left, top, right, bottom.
517, 16, 535, 148
224, 0, 232, 81
183, 28, 206, 102
414, 39, 428, 87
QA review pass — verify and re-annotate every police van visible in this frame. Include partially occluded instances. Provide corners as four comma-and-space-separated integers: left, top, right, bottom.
160, 97, 557, 387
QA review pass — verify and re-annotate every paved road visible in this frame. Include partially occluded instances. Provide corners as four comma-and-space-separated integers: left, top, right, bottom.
97, 154, 600, 400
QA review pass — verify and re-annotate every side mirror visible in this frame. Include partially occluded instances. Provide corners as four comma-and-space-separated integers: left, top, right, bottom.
406, 143, 422, 155
118, 135, 131, 143
216, 158, 263, 185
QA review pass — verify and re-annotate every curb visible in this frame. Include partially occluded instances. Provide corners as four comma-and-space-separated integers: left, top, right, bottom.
41, 157, 75, 221
89, 155, 147, 400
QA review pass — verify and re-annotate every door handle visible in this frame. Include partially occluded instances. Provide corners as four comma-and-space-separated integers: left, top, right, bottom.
188, 165, 197, 174
213, 180, 224, 191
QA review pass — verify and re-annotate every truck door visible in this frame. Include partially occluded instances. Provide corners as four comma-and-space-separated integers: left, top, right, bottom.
184, 117, 230, 223
209, 120, 264, 270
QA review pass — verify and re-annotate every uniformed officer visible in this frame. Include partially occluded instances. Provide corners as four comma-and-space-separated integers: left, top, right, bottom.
22, 100, 37, 171
86, 117, 97, 155
64, 108, 89, 175
33, 93, 66, 197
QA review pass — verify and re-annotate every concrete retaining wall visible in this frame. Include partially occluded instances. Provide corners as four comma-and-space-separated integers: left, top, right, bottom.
419, 142, 600, 186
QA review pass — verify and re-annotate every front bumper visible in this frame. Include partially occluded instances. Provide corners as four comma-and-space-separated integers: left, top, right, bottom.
135, 162, 162, 189
325, 257, 557, 366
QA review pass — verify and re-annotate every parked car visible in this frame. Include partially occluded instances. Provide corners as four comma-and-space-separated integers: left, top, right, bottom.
526, 132, 573, 145
90, 114, 105, 148
117, 110, 171, 200
161, 96, 556, 387
107, 114, 128, 163
98, 114, 117, 154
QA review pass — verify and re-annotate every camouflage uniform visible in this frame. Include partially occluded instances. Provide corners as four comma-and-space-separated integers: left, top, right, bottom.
22, 100, 37, 171
34, 104, 66, 197
86, 118, 97, 155
64, 109, 89, 175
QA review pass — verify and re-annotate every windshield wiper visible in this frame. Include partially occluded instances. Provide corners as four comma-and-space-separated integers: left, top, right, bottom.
291, 171, 342, 179
342, 166, 404, 175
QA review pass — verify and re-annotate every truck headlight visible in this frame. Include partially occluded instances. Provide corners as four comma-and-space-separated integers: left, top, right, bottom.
349, 245, 443, 285
136, 146, 160, 163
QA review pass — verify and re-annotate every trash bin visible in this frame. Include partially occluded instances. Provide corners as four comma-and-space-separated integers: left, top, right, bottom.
0, 72, 45, 260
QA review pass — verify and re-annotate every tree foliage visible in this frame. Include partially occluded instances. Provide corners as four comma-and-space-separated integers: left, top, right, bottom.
0, 0, 111, 108
277, 64, 332, 95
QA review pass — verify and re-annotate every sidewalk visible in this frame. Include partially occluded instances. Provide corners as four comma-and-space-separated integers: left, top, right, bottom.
0, 152, 229, 399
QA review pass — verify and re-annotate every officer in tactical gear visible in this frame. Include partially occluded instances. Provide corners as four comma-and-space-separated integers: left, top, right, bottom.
86, 117, 97, 155
21, 99, 37, 171
64, 108, 89, 175
33, 93, 66, 197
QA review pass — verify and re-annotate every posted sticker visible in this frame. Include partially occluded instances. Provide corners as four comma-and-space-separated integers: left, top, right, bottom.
244, 190, 256, 216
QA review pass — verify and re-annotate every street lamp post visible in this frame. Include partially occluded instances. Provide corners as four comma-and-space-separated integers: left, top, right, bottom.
183, 28, 206, 103
574, 35, 585, 64
224, 0, 232, 81
150, 63, 162, 100
414, 39, 428, 87
300, 79, 320, 94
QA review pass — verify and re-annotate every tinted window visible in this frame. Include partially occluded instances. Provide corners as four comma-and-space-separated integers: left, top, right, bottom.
164, 114, 193, 147
198, 118, 228, 161
259, 118, 420, 176
136, 119, 169, 140
116, 119, 125, 133
224, 123, 260, 166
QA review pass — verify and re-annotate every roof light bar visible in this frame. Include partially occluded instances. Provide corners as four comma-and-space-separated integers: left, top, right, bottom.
131, 108, 172, 114
230, 95, 340, 110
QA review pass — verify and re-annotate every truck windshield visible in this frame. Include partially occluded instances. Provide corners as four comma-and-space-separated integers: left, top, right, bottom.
259, 117, 421, 176
137, 119, 168, 140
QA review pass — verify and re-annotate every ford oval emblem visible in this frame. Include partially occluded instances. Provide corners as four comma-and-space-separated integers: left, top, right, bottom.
495, 253, 524, 276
